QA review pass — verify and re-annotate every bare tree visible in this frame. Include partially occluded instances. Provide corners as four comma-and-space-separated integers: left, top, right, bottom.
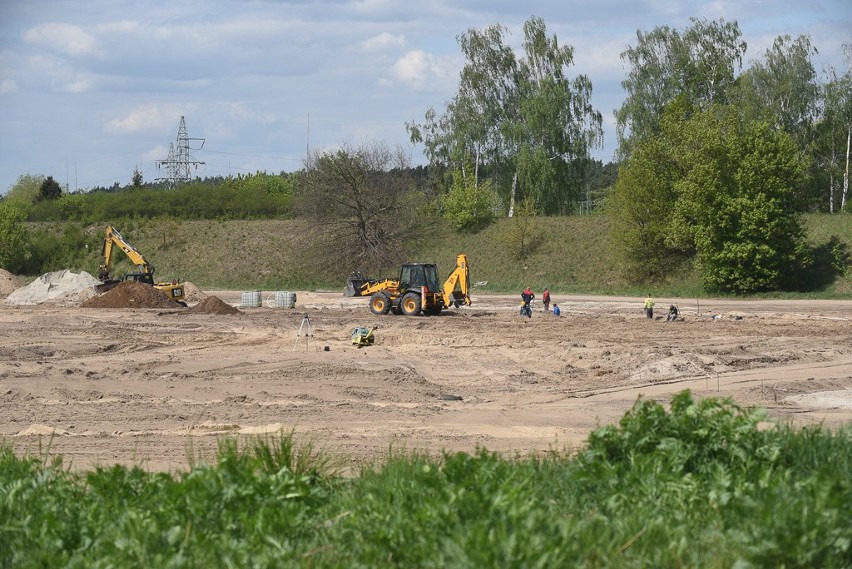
296, 142, 419, 276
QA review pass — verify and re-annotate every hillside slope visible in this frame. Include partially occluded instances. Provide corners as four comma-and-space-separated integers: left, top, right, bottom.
38, 214, 852, 297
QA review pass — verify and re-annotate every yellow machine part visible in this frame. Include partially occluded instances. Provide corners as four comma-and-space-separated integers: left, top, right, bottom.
441, 253, 471, 307
351, 326, 375, 347
156, 282, 185, 302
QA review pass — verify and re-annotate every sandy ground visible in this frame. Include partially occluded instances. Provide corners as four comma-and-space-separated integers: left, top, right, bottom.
2, 291, 851, 472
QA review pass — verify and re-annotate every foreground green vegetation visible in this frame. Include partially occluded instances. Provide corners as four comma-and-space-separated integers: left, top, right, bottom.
3, 392, 850, 567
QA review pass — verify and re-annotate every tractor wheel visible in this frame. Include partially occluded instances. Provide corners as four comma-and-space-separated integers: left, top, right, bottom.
426, 304, 442, 316
369, 292, 392, 315
400, 292, 422, 316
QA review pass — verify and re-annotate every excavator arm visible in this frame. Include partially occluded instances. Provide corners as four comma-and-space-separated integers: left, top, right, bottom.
442, 253, 471, 308
95, 225, 185, 303
99, 225, 154, 281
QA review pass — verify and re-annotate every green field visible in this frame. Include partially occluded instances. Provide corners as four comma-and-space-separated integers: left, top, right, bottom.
32, 213, 852, 297
3, 392, 850, 567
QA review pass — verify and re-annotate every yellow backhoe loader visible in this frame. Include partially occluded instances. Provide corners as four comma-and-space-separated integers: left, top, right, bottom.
95, 225, 186, 305
361, 253, 471, 316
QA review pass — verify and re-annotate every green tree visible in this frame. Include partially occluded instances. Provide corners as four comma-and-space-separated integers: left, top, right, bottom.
0, 202, 31, 273
408, 16, 602, 215
4, 173, 44, 205
131, 167, 144, 190
737, 35, 819, 150
610, 103, 810, 293
441, 164, 498, 231
615, 18, 746, 160
812, 44, 852, 213
607, 132, 682, 281
407, 21, 518, 202
38, 176, 63, 201
510, 16, 603, 214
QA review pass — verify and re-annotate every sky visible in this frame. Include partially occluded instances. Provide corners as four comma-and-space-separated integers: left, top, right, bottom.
1, 0, 850, 195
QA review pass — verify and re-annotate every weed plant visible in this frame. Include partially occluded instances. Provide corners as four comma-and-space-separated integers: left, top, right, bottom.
2, 392, 850, 567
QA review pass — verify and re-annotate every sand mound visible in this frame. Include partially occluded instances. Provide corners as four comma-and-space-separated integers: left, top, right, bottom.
17, 424, 70, 436
186, 296, 242, 315
81, 280, 183, 309
0, 269, 20, 298
182, 281, 207, 303
4, 270, 99, 305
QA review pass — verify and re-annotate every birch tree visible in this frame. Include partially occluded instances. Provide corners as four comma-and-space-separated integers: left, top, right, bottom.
737, 35, 820, 151
408, 16, 602, 216
615, 18, 746, 160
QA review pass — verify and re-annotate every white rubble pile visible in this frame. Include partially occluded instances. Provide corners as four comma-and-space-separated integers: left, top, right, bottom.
4, 270, 99, 306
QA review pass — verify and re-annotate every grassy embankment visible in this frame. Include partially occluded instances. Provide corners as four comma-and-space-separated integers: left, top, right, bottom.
34, 213, 852, 297
3, 392, 850, 567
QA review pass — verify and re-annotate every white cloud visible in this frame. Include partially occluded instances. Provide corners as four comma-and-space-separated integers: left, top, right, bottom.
359, 32, 406, 51
574, 33, 633, 81
95, 20, 141, 35
0, 79, 18, 94
141, 145, 168, 163
22, 23, 97, 56
392, 49, 456, 89
59, 80, 90, 94
105, 104, 191, 134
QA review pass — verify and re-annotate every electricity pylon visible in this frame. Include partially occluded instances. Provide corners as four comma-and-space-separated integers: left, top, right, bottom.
156, 116, 205, 187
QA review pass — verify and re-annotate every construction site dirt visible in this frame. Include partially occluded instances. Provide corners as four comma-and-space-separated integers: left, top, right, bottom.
2, 291, 851, 473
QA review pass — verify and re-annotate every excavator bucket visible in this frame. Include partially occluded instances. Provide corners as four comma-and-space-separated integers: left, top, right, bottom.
345, 271, 370, 297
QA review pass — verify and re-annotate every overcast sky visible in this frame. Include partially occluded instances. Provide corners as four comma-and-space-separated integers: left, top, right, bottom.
1, 1, 850, 195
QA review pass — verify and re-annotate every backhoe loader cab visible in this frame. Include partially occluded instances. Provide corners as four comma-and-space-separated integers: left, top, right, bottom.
400, 263, 440, 293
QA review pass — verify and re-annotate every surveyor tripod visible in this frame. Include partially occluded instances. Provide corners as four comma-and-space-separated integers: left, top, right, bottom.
293, 313, 314, 351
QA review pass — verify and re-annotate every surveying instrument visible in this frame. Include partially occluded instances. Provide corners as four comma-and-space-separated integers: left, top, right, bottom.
293, 313, 314, 351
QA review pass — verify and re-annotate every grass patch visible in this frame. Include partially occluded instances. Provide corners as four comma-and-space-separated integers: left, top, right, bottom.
20, 213, 852, 298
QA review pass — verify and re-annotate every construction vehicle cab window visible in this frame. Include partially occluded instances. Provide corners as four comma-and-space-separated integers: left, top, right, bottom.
96, 225, 186, 306
354, 254, 471, 316
400, 264, 440, 294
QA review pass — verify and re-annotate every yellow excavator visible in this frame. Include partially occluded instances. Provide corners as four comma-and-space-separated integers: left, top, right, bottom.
95, 225, 186, 305
361, 253, 471, 316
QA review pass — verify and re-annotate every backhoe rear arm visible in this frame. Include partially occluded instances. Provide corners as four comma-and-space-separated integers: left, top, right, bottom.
442, 253, 471, 307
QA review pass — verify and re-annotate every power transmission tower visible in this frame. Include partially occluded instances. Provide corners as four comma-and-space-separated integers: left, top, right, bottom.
156, 116, 205, 187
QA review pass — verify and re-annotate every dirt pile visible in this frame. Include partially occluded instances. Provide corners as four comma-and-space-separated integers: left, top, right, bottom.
4, 270, 99, 305
182, 281, 207, 303
0, 269, 19, 298
186, 296, 242, 315
81, 281, 183, 309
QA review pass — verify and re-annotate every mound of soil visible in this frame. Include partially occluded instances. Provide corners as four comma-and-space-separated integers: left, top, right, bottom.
0, 269, 19, 298
81, 281, 183, 309
182, 281, 207, 303
186, 296, 242, 315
